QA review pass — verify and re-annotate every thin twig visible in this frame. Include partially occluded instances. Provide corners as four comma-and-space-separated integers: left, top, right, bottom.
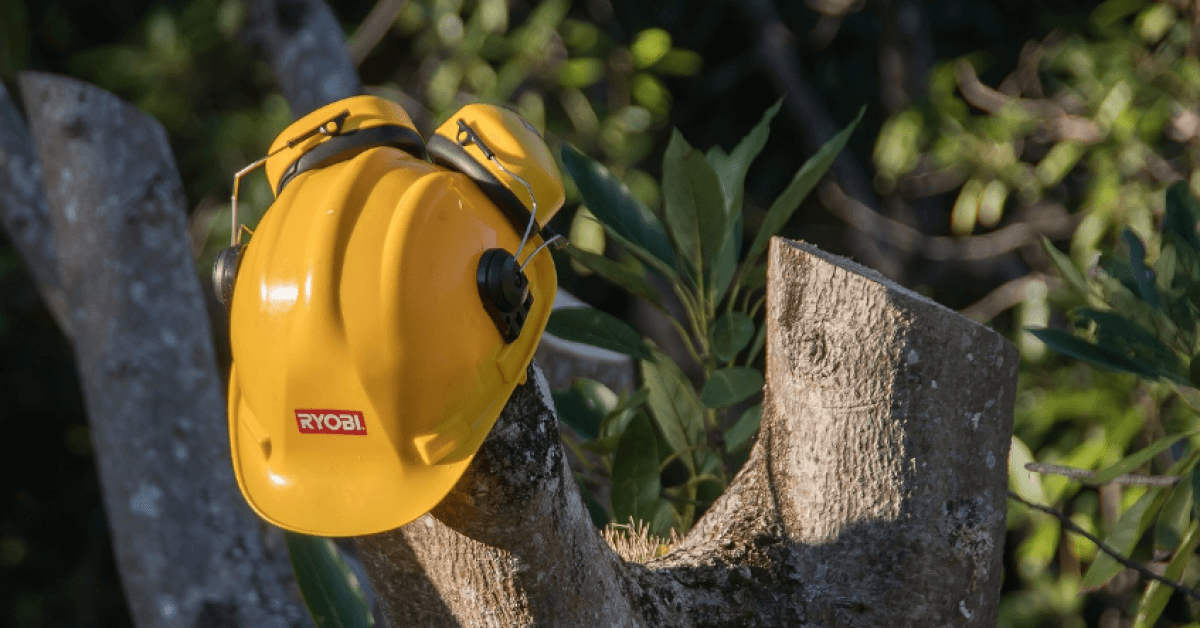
959, 274, 1061, 323
1007, 491, 1200, 601
1025, 462, 1183, 487
346, 0, 410, 66
819, 180, 1081, 261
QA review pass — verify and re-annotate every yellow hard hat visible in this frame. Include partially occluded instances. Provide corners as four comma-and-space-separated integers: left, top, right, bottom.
221, 96, 561, 536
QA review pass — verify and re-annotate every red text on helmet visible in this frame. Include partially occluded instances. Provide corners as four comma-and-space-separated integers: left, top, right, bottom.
295, 410, 368, 435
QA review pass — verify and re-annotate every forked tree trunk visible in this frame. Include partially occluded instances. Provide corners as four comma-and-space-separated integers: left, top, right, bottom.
2, 72, 1016, 628
6, 72, 308, 628
356, 239, 1017, 627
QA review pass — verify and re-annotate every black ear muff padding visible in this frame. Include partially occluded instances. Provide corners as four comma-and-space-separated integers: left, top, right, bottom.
276, 124, 428, 195
213, 244, 243, 309
427, 133, 557, 243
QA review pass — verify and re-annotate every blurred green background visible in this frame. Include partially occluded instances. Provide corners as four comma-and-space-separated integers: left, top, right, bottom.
2, 0, 1198, 626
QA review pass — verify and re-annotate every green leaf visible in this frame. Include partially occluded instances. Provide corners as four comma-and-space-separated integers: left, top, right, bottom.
1156, 482, 1193, 551
745, 320, 768, 365
712, 212, 743, 303
1072, 308, 1181, 373
707, 99, 783, 219
1134, 520, 1200, 628
553, 388, 603, 439
576, 477, 610, 528
1082, 488, 1164, 589
552, 379, 618, 440
1007, 436, 1047, 506
546, 307, 654, 361
1027, 327, 1158, 379
744, 106, 864, 267
1191, 464, 1200, 521
563, 244, 665, 311
1123, 229, 1161, 309
662, 129, 727, 276
285, 532, 375, 628
711, 312, 755, 362
610, 410, 662, 526
1039, 236, 1089, 296
1092, 431, 1198, 484
1191, 354, 1200, 389
1164, 181, 1200, 252
561, 144, 676, 269
723, 403, 761, 453
700, 367, 764, 408
641, 351, 705, 470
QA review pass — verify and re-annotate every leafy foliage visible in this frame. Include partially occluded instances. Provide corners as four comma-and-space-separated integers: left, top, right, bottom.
1027, 182, 1200, 625
549, 103, 860, 535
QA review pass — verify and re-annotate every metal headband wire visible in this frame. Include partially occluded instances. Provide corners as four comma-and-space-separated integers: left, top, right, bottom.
229, 110, 350, 246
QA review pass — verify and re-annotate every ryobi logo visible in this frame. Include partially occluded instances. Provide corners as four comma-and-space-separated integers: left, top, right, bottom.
295, 410, 368, 435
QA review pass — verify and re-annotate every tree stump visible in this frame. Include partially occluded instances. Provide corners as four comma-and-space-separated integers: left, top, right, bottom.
355, 238, 1017, 627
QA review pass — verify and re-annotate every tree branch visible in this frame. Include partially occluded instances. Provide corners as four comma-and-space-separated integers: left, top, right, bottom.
240, 0, 363, 117
20, 71, 307, 628
1008, 491, 1200, 601
0, 81, 71, 334
820, 180, 1080, 261
346, 0, 410, 67
1025, 462, 1182, 487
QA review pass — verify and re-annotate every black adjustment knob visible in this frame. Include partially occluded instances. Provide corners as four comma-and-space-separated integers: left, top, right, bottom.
477, 248, 534, 343
213, 244, 243, 309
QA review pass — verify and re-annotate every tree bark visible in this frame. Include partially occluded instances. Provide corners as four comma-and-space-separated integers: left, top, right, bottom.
17, 71, 308, 628
356, 237, 1016, 627
0, 81, 70, 333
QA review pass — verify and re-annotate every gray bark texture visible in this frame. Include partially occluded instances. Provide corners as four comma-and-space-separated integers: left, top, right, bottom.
0, 81, 70, 332
16, 71, 308, 628
240, 0, 363, 118
355, 238, 1017, 627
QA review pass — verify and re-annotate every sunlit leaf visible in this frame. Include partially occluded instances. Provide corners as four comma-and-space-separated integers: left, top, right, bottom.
546, 307, 654, 361
707, 99, 782, 218
744, 106, 864, 268
1040, 236, 1089, 296
700, 367, 763, 408
1008, 436, 1047, 505
662, 129, 726, 277
611, 410, 661, 526
286, 532, 374, 628
711, 312, 755, 362
561, 144, 676, 269
1082, 487, 1165, 589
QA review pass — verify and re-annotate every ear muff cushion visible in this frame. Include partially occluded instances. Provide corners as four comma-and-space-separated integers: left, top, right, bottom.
276, 124, 427, 196
427, 133, 556, 242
